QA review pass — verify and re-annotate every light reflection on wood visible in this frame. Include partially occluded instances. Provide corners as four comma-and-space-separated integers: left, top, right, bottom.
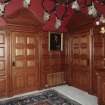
16, 49, 25, 56
0, 48, 4, 57
0, 61, 4, 70
27, 60, 34, 67
27, 49, 34, 55
0, 34, 4, 43
16, 36, 25, 44
27, 37, 34, 44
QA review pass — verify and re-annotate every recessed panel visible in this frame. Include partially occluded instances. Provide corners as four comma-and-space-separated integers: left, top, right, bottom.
80, 43, 87, 48
16, 36, 25, 44
16, 61, 25, 68
0, 34, 4, 43
61, 72, 65, 83
80, 49, 88, 55
16, 49, 25, 56
47, 74, 53, 86
72, 58, 79, 65
73, 49, 79, 54
0, 61, 4, 70
27, 75, 35, 87
27, 60, 34, 67
27, 37, 34, 44
15, 76, 25, 89
27, 49, 34, 56
80, 59, 88, 67
0, 78, 6, 96
53, 73, 57, 85
0, 48, 4, 57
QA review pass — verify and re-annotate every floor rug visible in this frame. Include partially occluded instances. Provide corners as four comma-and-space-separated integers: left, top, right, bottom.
0, 90, 81, 105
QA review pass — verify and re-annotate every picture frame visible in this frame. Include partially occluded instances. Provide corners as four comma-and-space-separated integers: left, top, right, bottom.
48, 32, 63, 51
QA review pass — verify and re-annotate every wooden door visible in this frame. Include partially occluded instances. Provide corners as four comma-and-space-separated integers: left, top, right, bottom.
11, 32, 39, 95
71, 32, 92, 92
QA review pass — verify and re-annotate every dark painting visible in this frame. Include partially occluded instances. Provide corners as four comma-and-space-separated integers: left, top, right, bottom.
49, 32, 63, 51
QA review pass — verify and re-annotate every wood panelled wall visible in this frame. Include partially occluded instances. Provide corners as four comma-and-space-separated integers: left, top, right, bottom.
0, 30, 66, 98
39, 32, 66, 88
65, 25, 105, 105
0, 7, 105, 105
65, 28, 93, 93
0, 8, 66, 98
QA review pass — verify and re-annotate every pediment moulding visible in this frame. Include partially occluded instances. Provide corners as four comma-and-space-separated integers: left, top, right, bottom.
0, 7, 42, 31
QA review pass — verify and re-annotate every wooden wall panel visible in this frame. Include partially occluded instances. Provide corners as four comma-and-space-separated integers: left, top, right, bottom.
92, 26, 105, 96
64, 34, 72, 84
0, 31, 9, 98
96, 71, 105, 105
94, 35, 104, 69
93, 34, 104, 94
65, 29, 93, 93
93, 25, 105, 105
40, 32, 66, 88
12, 70, 26, 94
0, 77, 7, 97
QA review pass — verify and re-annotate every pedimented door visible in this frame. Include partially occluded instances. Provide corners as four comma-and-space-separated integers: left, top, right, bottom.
11, 32, 39, 95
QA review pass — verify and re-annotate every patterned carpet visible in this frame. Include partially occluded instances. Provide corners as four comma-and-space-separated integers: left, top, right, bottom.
0, 90, 81, 105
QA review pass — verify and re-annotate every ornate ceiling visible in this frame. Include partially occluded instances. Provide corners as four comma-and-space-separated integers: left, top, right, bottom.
42, 0, 105, 32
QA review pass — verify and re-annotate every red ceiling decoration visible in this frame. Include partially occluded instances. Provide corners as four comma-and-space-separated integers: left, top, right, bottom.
42, 0, 105, 32
0, 0, 105, 32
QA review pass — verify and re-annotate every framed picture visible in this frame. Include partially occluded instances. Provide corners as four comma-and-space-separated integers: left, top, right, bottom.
48, 32, 63, 51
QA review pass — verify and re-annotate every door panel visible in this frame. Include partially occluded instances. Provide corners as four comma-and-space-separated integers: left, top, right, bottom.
12, 71, 26, 94
27, 69, 37, 90
12, 32, 39, 95
26, 35, 39, 89
0, 77, 7, 97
